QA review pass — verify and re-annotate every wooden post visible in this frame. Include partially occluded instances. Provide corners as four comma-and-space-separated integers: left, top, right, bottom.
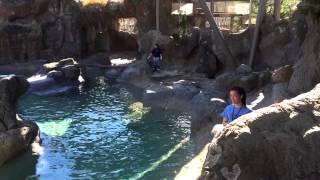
248, 0, 267, 67
196, 0, 239, 69
249, 0, 253, 25
156, 0, 160, 31
274, 0, 281, 21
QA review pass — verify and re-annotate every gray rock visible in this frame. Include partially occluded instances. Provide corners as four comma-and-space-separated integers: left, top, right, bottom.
225, 27, 253, 64
0, 0, 82, 63
143, 80, 200, 110
105, 68, 124, 79
202, 83, 320, 180
236, 64, 252, 75
118, 61, 147, 82
259, 19, 291, 69
29, 58, 82, 96
61, 65, 80, 81
47, 70, 64, 81
214, 72, 240, 91
179, 27, 201, 58
0, 76, 40, 167
238, 73, 259, 92
258, 70, 271, 87
197, 50, 219, 78
41, 58, 76, 74
288, 17, 320, 95
272, 65, 293, 83
272, 82, 289, 102
0, 76, 29, 131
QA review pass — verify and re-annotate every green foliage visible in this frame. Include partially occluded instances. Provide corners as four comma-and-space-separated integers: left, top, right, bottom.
281, 0, 300, 19
173, 15, 190, 42
252, 0, 300, 19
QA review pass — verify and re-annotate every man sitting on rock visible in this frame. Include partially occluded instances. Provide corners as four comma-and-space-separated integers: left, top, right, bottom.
212, 87, 252, 136
151, 44, 162, 72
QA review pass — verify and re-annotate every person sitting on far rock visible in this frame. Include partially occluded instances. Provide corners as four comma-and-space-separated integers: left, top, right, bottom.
222, 86, 252, 126
151, 44, 162, 72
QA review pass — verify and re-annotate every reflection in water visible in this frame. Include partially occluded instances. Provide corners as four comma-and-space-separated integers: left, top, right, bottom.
0, 151, 38, 180
37, 119, 73, 137
0, 77, 194, 179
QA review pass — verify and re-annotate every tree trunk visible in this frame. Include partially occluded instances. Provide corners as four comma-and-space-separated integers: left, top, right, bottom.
249, 0, 267, 67
274, 0, 281, 21
196, 0, 239, 69
156, 0, 160, 31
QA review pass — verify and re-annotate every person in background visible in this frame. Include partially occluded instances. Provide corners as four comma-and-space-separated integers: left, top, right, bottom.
151, 44, 162, 72
222, 86, 252, 126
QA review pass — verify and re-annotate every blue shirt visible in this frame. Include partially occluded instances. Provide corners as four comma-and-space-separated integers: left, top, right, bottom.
222, 104, 252, 123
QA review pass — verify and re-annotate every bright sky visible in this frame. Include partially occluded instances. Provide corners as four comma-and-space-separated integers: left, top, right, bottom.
78, 0, 108, 5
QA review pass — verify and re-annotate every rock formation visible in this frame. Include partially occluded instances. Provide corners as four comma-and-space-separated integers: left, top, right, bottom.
28, 58, 84, 96
288, 15, 320, 95
0, 0, 82, 63
0, 76, 40, 167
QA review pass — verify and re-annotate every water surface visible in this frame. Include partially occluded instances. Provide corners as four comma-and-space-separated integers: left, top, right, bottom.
0, 78, 193, 180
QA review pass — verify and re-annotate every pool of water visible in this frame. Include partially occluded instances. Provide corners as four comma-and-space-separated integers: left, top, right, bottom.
0, 77, 194, 180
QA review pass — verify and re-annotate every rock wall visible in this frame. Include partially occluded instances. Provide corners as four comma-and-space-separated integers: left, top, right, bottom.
201, 83, 320, 180
0, 0, 177, 63
288, 15, 320, 95
0, 76, 40, 167
0, 0, 82, 63
257, 13, 307, 69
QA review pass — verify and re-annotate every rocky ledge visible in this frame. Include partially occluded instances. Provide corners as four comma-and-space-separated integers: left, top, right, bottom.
0, 76, 40, 167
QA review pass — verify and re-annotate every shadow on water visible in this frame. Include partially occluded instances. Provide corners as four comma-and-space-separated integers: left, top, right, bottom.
0, 150, 39, 180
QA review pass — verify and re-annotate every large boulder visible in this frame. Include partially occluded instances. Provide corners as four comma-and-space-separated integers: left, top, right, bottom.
288, 16, 320, 95
257, 13, 307, 69
225, 27, 253, 65
0, 76, 40, 167
272, 65, 294, 83
28, 58, 83, 96
212, 67, 271, 93
0, 76, 29, 131
179, 27, 201, 59
202, 83, 320, 180
196, 43, 220, 79
190, 89, 227, 151
259, 18, 291, 69
143, 80, 201, 110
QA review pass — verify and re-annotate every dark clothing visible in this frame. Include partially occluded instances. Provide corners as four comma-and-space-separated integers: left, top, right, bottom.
151, 47, 162, 72
152, 48, 162, 58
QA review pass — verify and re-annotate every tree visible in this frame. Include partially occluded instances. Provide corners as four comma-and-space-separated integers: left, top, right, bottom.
196, 0, 239, 69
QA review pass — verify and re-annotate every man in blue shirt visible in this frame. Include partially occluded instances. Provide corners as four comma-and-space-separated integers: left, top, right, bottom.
222, 87, 252, 125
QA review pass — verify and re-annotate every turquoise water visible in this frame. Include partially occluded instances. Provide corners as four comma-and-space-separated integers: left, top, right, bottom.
0, 77, 194, 180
